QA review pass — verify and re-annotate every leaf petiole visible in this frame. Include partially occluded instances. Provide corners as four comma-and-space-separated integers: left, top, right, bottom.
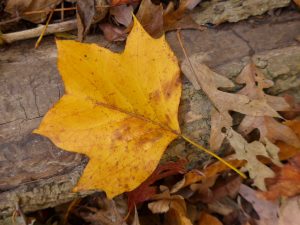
180, 134, 247, 179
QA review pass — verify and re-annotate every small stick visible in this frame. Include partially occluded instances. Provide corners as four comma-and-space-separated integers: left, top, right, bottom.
35, 10, 54, 48
1, 19, 77, 44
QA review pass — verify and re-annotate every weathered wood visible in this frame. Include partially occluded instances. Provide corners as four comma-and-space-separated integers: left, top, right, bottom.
0, 11, 299, 219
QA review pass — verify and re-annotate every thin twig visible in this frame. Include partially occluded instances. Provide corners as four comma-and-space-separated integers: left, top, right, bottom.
35, 9, 54, 48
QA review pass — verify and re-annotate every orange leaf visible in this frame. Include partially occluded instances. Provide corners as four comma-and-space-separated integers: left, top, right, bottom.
277, 120, 300, 160
198, 212, 223, 225
171, 157, 245, 193
261, 153, 300, 200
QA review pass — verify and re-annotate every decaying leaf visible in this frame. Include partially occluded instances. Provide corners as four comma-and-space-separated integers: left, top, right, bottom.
76, 0, 95, 42
236, 64, 300, 148
5, 0, 62, 23
127, 160, 186, 212
79, 195, 127, 225
181, 55, 281, 150
239, 184, 279, 225
136, 0, 164, 38
198, 212, 223, 225
148, 187, 193, 225
34, 17, 181, 198
225, 128, 281, 191
163, 0, 203, 32
110, 5, 134, 27
99, 23, 128, 42
294, 0, 300, 7
261, 153, 300, 200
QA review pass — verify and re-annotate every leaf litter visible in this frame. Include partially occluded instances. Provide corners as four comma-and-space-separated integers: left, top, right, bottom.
5, 1, 299, 223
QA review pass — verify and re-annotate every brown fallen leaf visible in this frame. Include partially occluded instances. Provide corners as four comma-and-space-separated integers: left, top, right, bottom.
127, 160, 186, 212
136, 0, 164, 38
110, 0, 139, 7
198, 212, 223, 225
236, 64, 300, 148
79, 195, 127, 225
163, 0, 203, 32
110, 5, 133, 27
181, 56, 281, 150
99, 23, 128, 42
277, 120, 300, 160
239, 184, 279, 225
261, 153, 300, 200
5, 0, 62, 23
76, 0, 95, 42
226, 128, 281, 191
294, 0, 300, 7
148, 187, 193, 225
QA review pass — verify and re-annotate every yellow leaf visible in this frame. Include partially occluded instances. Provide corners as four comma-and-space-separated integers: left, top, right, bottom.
34, 17, 181, 198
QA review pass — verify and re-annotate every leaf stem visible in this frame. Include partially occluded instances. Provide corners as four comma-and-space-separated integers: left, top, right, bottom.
180, 134, 247, 179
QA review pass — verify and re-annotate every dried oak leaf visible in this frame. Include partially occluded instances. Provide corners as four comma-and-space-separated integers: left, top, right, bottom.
225, 128, 281, 191
34, 18, 181, 198
261, 153, 300, 200
181, 55, 281, 150
236, 63, 300, 148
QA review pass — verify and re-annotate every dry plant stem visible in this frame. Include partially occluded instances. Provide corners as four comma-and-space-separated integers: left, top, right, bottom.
180, 135, 247, 178
2, 19, 77, 43
35, 10, 54, 48
176, 30, 246, 179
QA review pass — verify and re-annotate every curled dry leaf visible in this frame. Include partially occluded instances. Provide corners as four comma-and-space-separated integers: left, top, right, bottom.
136, 0, 164, 38
77, 0, 108, 41
76, 0, 95, 42
148, 188, 193, 225
99, 23, 128, 42
5, 0, 62, 23
181, 55, 281, 150
34, 17, 181, 198
236, 64, 300, 148
110, 5, 133, 27
261, 153, 300, 200
225, 128, 281, 191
